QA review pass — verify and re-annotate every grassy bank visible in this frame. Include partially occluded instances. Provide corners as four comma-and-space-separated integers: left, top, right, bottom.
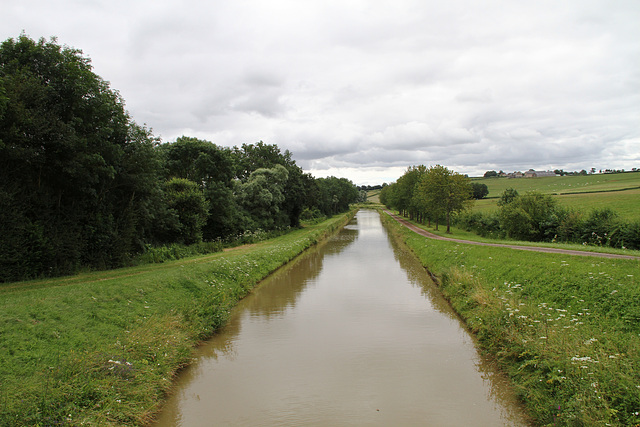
0, 210, 355, 426
382, 213, 640, 426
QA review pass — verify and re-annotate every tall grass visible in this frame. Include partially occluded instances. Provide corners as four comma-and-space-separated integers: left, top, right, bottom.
0, 210, 355, 426
383, 213, 640, 426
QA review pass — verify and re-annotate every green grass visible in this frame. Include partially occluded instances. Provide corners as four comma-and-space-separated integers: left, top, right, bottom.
399, 214, 640, 258
0, 211, 355, 426
471, 172, 640, 221
474, 171, 640, 197
367, 189, 381, 203
383, 213, 640, 426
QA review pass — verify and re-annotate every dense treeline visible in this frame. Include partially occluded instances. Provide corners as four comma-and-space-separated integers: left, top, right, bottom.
0, 35, 358, 282
380, 165, 472, 233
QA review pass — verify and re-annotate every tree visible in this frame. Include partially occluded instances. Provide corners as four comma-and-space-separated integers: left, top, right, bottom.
0, 34, 162, 280
235, 165, 289, 230
483, 170, 498, 178
234, 141, 310, 228
315, 176, 359, 215
416, 165, 472, 233
159, 136, 238, 239
160, 136, 235, 185
163, 178, 209, 244
497, 188, 519, 206
499, 191, 559, 241
470, 182, 489, 199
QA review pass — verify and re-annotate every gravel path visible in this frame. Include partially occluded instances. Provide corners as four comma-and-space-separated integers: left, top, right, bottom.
383, 210, 640, 260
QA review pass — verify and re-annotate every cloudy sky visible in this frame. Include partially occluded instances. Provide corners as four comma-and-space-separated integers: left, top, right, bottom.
2, 0, 639, 185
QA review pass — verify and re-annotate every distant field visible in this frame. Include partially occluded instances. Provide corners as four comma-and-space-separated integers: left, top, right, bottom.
367, 189, 381, 203
473, 171, 640, 196
471, 172, 640, 221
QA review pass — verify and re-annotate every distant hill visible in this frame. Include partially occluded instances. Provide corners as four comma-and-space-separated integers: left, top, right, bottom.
471, 171, 640, 221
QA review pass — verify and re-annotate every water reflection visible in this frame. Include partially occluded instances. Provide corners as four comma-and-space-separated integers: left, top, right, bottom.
153, 210, 529, 426
187, 223, 359, 364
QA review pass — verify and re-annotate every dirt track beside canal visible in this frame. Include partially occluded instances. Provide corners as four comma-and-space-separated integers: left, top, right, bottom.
383, 210, 640, 260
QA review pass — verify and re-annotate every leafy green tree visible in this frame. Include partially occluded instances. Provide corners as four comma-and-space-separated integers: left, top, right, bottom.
315, 176, 358, 215
499, 191, 559, 241
470, 182, 489, 199
163, 178, 209, 244
234, 141, 311, 228
160, 136, 235, 184
416, 165, 472, 233
0, 34, 162, 280
497, 188, 519, 206
235, 165, 289, 230
379, 183, 393, 207
159, 136, 238, 239
392, 167, 419, 217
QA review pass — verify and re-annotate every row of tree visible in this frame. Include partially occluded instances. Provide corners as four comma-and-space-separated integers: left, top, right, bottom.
379, 165, 473, 232
380, 164, 639, 250
0, 35, 358, 282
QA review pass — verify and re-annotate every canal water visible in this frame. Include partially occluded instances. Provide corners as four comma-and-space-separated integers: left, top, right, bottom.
154, 210, 529, 426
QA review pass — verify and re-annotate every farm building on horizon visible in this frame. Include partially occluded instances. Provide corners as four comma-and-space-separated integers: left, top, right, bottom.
506, 169, 558, 178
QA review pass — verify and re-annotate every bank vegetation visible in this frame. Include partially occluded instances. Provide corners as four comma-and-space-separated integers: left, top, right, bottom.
0, 210, 356, 426
382, 212, 640, 426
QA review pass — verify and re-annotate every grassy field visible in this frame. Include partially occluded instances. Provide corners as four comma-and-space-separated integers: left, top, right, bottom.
471, 172, 640, 221
366, 189, 381, 203
382, 212, 640, 426
0, 211, 355, 426
474, 171, 640, 196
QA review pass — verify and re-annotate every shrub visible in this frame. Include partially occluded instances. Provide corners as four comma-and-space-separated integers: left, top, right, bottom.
454, 211, 502, 238
579, 208, 619, 247
499, 191, 559, 241
134, 241, 223, 264
555, 208, 583, 242
618, 220, 640, 250
470, 182, 489, 199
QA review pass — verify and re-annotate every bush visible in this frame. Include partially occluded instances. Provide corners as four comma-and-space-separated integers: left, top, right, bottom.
300, 207, 326, 224
470, 182, 489, 199
498, 191, 559, 241
454, 211, 502, 238
133, 241, 223, 264
579, 208, 619, 247
618, 220, 640, 250
555, 208, 583, 242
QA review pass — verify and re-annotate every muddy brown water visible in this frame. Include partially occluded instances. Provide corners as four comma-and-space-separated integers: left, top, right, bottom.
153, 210, 530, 426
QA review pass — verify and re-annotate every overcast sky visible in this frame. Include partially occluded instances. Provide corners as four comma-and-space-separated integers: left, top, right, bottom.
2, 0, 639, 185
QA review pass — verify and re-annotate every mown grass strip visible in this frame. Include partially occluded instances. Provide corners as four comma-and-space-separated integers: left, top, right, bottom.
382, 213, 640, 426
0, 210, 355, 426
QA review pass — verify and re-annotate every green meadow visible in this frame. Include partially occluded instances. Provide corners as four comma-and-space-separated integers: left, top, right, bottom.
0, 212, 354, 426
472, 172, 640, 221
382, 212, 640, 426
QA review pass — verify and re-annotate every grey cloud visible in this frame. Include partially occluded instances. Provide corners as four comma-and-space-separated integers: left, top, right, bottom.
2, 0, 638, 185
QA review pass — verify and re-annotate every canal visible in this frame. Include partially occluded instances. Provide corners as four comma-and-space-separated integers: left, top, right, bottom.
153, 210, 529, 426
